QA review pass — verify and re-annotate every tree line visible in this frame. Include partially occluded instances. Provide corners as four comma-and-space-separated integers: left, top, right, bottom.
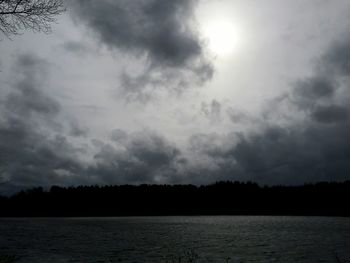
0, 181, 349, 217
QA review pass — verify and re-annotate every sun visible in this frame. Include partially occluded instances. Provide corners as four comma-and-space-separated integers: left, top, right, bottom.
201, 19, 242, 57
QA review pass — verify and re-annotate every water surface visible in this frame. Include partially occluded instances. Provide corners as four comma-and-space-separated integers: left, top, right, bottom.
0, 216, 349, 262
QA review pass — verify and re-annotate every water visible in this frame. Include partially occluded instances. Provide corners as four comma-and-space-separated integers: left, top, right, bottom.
0, 216, 349, 262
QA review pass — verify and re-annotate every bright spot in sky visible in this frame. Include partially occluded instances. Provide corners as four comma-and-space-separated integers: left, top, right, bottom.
201, 19, 242, 56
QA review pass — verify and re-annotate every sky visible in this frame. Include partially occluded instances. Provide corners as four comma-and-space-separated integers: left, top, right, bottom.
1, 0, 350, 191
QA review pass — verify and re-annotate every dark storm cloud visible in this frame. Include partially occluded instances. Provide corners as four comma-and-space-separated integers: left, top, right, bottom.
289, 36, 350, 124
231, 121, 350, 184
90, 130, 180, 184
186, 34, 350, 185
292, 76, 336, 109
0, 54, 185, 189
0, 54, 86, 188
188, 120, 350, 185
69, 0, 213, 100
324, 38, 350, 74
291, 36, 350, 112
70, 0, 201, 67
4, 31, 350, 189
5, 54, 61, 117
311, 105, 349, 123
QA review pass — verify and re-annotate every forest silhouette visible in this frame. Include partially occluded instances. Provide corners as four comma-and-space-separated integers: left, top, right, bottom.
0, 181, 349, 217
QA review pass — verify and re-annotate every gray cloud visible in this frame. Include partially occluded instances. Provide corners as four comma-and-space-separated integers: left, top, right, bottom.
3, 19, 350, 191
118, 60, 213, 102
227, 108, 252, 124
232, 121, 350, 184
70, 0, 201, 67
110, 129, 128, 142
69, 0, 213, 100
0, 54, 86, 188
186, 119, 350, 185
311, 105, 349, 124
60, 41, 93, 55
200, 100, 222, 123
291, 36, 350, 112
292, 76, 336, 110
5, 54, 61, 117
324, 37, 350, 75
69, 120, 88, 137
1, 54, 184, 190
90, 130, 181, 184
256, 47, 350, 184
182, 34, 350, 185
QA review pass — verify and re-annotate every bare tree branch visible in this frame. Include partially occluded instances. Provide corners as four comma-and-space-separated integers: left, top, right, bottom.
0, 0, 65, 37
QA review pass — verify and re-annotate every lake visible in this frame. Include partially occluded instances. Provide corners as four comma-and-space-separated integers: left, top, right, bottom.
0, 216, 349, 262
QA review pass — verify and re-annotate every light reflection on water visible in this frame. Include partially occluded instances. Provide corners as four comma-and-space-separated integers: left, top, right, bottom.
0, 216, 349, 262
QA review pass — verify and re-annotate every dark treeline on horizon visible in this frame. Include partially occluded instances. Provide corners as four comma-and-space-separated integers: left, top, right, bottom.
0, 181, 349, 217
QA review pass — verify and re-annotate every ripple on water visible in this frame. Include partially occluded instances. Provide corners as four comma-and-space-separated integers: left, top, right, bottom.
0, 216, 349, 262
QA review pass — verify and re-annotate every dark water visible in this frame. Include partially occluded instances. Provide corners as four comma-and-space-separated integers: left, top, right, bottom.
0, 216, 349, 262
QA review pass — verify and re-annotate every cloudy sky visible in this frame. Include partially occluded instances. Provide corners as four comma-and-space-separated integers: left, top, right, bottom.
1, 0, 350, 191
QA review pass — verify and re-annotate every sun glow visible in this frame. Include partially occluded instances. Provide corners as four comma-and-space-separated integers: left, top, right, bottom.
201, 18, 242, 56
